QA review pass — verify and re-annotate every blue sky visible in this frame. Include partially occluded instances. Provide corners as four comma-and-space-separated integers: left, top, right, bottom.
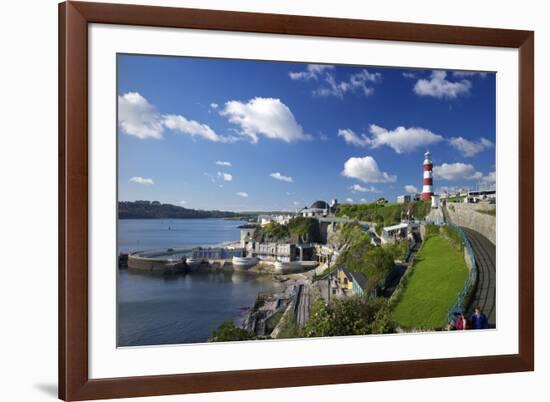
117, 54, 496, 212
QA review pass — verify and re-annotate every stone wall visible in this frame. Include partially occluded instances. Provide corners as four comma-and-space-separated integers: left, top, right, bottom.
445, 203, 496, 245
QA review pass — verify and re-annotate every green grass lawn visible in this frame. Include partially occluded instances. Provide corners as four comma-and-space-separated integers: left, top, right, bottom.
392, 235, 469, 330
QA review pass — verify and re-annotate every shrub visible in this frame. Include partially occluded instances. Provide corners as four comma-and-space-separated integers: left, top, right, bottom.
209, 321, 255, 342
302, 296, 395, 337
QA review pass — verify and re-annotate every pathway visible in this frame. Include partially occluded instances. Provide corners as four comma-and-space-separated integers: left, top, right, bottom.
461, 227, 496, 328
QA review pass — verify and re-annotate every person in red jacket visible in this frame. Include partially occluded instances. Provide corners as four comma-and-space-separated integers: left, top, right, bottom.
455, 312, 469, 330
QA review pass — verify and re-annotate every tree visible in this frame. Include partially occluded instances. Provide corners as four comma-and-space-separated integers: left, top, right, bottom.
301, 296, 395, 337
301, 297, 332, 337
253, 217, 321, 243
337, 236, 395, 295
209, 321, 255, 342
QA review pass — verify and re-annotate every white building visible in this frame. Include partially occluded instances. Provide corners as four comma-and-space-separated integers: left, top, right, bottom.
238, 223, 258, 247
258, 214, 293, 226
381, 222, 420, 245
397, 195, 411, 204
300, 200, 331, 218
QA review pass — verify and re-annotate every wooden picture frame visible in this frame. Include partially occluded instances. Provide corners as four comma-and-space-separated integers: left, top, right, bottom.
59, 1, 534, 400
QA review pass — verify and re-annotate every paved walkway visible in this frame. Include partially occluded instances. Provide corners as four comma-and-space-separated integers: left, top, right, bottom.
461, 227, 496, 328
296, 284, 311, 327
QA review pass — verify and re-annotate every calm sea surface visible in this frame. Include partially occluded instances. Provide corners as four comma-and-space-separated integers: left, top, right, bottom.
118, 218, 248, 253
117, 219, 282, 346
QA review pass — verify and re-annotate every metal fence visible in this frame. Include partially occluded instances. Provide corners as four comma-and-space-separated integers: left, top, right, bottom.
446, 223, 478, 324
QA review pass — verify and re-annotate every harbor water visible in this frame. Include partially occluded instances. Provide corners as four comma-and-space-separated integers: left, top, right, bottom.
117, 218, 282, 346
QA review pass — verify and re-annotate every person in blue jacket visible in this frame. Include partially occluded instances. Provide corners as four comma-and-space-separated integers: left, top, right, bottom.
470, 306, 488, 329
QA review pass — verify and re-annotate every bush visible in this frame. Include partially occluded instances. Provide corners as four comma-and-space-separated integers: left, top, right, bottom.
383, 240, 409, 261
336, 201, 430, 225
209, 321, 255, 342
253, 217, 321, 243
336, 230, 395, 294
301, 296, 395, 337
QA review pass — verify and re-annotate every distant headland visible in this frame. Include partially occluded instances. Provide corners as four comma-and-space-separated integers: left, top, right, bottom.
118, 200, 284, 220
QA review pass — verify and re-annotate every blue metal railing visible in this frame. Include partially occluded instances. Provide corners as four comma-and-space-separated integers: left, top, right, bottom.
446, 224, 477, 324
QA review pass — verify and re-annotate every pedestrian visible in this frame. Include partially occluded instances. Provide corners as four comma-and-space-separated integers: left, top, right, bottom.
470, 306, 488, 330
455, 312, 469, 330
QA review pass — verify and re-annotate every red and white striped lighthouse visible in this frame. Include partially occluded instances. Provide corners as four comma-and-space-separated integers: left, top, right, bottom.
421, 151, 434, 201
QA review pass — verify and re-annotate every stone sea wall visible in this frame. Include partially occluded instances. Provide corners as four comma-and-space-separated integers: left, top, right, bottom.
445, 204, 496, 245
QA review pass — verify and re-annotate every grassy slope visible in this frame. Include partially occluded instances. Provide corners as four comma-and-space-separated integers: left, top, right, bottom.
392, 235, 468, 329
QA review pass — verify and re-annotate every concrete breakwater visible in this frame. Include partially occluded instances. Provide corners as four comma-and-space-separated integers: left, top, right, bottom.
125, 249, 319, 275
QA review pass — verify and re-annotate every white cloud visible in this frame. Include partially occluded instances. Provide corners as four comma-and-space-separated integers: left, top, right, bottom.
118, 92, 164, 139
163, 114, 231, 143
360, 198, 367, 203
338, 129, 370, 147
339, 125, 443, 154
449, 136, 494, 157
129, 176, 154, 185
180, 200, 187, 205
433, 163, 483, 181
342, 156, 397, 183
404, 185, 418, 193
289, 64, 334, 81
290, 66, 381, 99
237, 192, 249, 198
215, 160, 232, 166
118, 92, 235, 143
210, 103, 219, 109
217, 172, 233, 182
436, 185, 463, 194
349, 184, 379, 193
315, 69, 381, 98
221, 97, 311, 143
479, 171, 496, 189
345, 198, 354, 203
414, 71, 471, 99
270, 172, 294, 183
481, 171, 496, 184
368, 125, 444, 153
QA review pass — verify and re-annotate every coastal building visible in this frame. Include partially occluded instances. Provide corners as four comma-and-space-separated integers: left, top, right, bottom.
337, 267, 368, 296
422, 151, 434, 201
299, 200, 338, 218
238, 223, 258, 247
397, 195, 411, 204
315, 245, 335, 264
467, 189, 496, 200
258, 214, 293, 226
397, 194, 421, 204
190, 247, 244, 260
381, 222, 420, 244
247, 242, 314, 262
